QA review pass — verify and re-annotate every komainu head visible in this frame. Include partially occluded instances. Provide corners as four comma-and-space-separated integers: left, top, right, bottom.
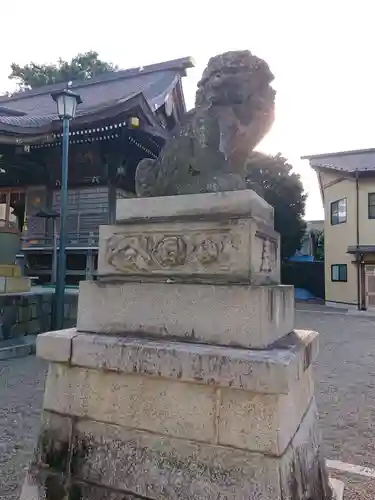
195, 50, 275, 109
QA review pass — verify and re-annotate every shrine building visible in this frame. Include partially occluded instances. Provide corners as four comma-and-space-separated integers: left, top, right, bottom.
0, 56, 194, 284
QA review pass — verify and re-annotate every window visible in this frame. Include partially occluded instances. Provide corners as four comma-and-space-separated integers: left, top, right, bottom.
369, 193, 375, 219
331, 198, 347, 225
331, 264, 347, 282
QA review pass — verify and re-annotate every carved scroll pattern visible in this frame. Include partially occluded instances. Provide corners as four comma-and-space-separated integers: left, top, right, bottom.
105, 232, 238, 273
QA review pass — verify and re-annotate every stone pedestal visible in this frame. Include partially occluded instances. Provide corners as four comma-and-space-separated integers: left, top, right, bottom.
0, 264, 31, 294
21, 190, 332, 499
0, 228, 30, 294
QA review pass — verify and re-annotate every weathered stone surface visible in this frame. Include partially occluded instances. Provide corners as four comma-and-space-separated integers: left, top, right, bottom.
33, 411, 72, 474
77, 281, 294, 348
135, 51, 275, 197
36, 328, 79, 363
71, 418, 280, 499
279, 399, 332, 500
20, 412, 72, 500
116, 189, 274, 225
109, 190, 280, 285
22, 403, 332, 500
218, 367, 314, 455
98, 217, 280, 285
43, 364, 217, 443
69, 329, 318, 394
41, 360, 314, 455
66, 400, 329, 499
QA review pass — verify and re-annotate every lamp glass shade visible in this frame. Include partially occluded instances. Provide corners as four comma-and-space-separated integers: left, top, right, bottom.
52, 90, 82, 119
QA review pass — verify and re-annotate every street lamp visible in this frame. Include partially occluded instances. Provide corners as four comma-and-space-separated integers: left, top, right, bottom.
51, 89, 82, 330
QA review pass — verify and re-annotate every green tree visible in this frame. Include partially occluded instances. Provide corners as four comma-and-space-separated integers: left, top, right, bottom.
311, 229, 324, 261
9, 51, 117, 91
244, 152, 307, 260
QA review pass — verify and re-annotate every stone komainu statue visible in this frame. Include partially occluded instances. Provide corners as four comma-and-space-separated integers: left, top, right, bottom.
135, 50, 276, 197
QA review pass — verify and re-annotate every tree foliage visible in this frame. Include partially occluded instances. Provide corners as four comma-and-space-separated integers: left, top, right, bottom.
9, 51, 117, 91
311, 229, 324, 261
244, 152, 307, 260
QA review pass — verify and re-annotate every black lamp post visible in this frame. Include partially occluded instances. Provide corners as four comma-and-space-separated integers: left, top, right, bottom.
51, 89, 82, 330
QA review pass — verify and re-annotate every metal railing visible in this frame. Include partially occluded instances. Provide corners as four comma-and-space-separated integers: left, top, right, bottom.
21, 231, 99, 249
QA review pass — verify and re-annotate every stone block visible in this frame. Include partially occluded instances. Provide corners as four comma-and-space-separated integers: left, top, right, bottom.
116, 189, 274, 225
71, 419, 280, 499
98, 218, 280, 286
0, 264, 21, 277
20, 411, 73, 500
68, 329, 319, 394
77, 281, 294, 348
67, 400, 328, 499
0, 277, 31, 294
279, 399, 332, 500
33, 411, 72, 474
99, 190, 280, 286
24, 405, 329, 499
43, 363, 217, 443
37, 328, 79, 363
218, 367, 314, 455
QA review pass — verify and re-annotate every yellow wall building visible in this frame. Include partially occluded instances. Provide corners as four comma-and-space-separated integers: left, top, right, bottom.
303, 149, 375, 310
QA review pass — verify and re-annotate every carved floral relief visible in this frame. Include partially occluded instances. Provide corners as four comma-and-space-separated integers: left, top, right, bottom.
105, 232, 237, 273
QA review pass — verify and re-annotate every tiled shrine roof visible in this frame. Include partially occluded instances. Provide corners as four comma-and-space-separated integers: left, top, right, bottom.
0, 57, 194, 137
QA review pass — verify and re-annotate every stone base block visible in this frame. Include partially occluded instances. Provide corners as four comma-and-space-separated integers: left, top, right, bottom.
0, 264, 21, 277
0, 276, 31, 294
25, 329, 332, 499
98, 190, 281, 286
38, 329, 318, 456
37, 328, 318, 394
23, 401, 331, 499
77, 280, 294, 348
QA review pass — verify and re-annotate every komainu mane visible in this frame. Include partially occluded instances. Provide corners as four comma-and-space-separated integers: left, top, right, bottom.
135, 50, 276, 197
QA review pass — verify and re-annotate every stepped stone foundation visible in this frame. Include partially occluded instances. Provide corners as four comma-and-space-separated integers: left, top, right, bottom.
21, 190, 332, 499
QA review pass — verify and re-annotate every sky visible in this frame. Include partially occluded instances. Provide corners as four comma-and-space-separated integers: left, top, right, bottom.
1, 0, 375, 220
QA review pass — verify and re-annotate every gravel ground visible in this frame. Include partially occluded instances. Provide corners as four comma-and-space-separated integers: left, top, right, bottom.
296, 310, 375, 499
1, 310, 375, 498
0, 356, 47, 499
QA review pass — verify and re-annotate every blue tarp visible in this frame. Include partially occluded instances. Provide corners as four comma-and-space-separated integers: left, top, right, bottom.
294, 288, 316, 300
289, 255, 315, 262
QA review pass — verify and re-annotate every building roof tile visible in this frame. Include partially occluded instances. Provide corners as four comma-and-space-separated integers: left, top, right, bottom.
302, 148, 375, 173
0, 57, 193, 138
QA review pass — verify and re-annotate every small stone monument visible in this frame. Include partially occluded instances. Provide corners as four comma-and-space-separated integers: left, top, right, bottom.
21, 51, 332, 499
